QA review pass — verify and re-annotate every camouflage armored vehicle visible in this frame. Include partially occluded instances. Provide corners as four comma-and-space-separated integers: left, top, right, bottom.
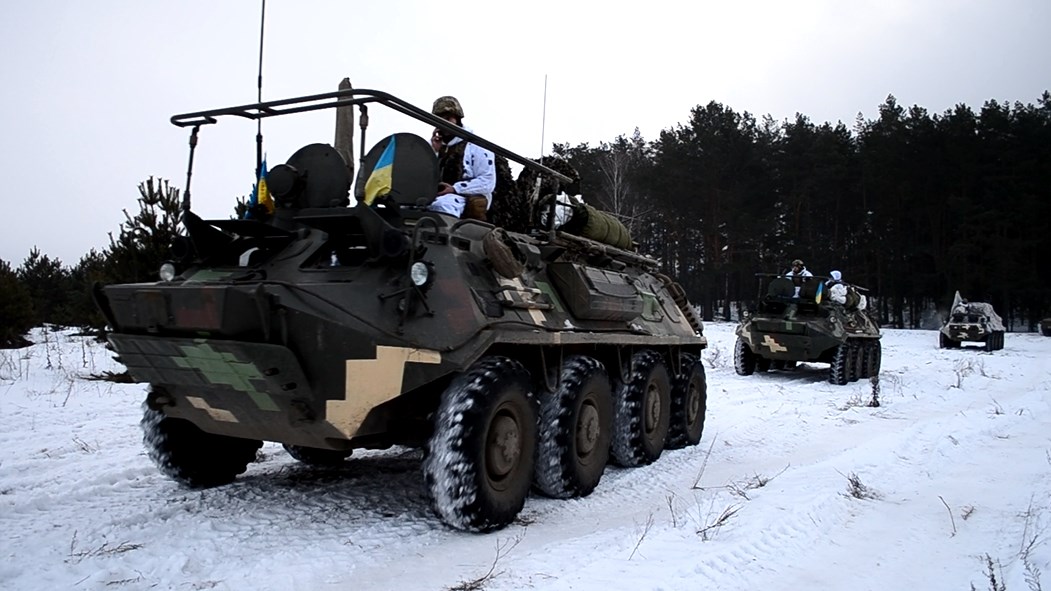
734, 274, 881, 385
939, 291, 1005, 351
93, 87, 708, 532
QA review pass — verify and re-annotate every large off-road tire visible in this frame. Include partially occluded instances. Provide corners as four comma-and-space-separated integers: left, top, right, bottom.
667, 353, 707, 450
985, 331, 1005, 351
851, 340, 865, 381
756, 356, 772, 373
829, 343, 851, 386
611, 350, 671, 467
533, 356, 613, 499
142, 403, 262, 488
734, 337, 756, 376
283, 444, 353, 466
863, 340, 881, 377
424, 356, 537, 532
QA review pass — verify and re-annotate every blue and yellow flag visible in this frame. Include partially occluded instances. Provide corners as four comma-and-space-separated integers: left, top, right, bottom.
245, 157, 274, 218
363, 137, 395, 205
257, 157, 273, 213
815, 281, 824, 304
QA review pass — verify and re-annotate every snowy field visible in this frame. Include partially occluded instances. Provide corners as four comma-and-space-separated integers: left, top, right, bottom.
1, 323, 1049, 591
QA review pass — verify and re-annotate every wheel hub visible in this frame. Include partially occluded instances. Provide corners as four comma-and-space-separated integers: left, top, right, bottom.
644, 382, 661, 433
576, 401, 600, 457
686, 384, 699, 423
487, 413, 520, 479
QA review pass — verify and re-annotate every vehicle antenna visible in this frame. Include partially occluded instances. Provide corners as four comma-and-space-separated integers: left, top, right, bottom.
255, 0, 266, 180
539, 74, 548, 160
540, 74, 559, 239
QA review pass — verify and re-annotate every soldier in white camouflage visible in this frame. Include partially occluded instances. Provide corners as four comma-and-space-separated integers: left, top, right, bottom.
428, 96, 497, 221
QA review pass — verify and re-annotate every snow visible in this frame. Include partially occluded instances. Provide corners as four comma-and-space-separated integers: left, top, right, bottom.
2, 324, 1049, 591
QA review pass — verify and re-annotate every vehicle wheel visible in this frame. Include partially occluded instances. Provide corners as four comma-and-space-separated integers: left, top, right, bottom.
829, 343, 850, 386
141, 402, 262, 488
533, 356, 613, 499
423, 356, 537, 532
997, 332, 1005, 350
756, 356, 771, 373
853, 340, 867, 381
863, 342, 877, 377
734, 337, 756, 376
984, 334, 996, 352
283, 444, 352, 466
667, 353, 707, 450
611, 350, 671, 467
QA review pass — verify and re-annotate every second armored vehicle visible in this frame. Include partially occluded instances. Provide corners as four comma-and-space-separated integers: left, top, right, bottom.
734, 274, 882, 385
939, 291, 1005, 351
94, 87, 708, 532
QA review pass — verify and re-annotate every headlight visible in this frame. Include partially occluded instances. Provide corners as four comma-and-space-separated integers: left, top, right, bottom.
159, 262, 177, 282
410, 261, 431, 287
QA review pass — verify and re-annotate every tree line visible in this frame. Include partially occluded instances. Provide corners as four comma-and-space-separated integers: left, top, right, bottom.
1, 178, 180, 347
3, 92, 1049, 347
555, 92, 1051, 329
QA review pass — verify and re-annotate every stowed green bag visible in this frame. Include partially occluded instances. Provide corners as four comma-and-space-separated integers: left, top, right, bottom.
539, 194, 633, 250
574, 203, 633, 250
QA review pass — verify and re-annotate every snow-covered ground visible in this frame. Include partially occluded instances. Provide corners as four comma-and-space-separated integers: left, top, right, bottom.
2, 323, 1049, 591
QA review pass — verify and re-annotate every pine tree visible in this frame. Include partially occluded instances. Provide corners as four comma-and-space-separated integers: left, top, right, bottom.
16, 248, 68, 327
0, 259, 34, 348
103, 177, 182, 285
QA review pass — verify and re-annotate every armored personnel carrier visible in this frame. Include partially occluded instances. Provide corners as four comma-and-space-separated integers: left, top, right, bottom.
734, 274, 881, 385
939, 291, 1005, 351
93, 88, 708, 532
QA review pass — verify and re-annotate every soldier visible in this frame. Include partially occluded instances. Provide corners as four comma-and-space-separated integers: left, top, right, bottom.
785, 259, 813, 297
428, 96, 497, 221
826, 269, 866, 310
826, 270, 848, 305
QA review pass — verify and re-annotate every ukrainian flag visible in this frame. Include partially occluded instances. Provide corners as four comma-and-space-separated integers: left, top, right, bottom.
815, 281, 824, 304
257, 158, 273, 214
245, 157, 274, 218
363, 137, 395, 205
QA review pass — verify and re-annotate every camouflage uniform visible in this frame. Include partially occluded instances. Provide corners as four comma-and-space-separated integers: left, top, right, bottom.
428, 96, 496, 220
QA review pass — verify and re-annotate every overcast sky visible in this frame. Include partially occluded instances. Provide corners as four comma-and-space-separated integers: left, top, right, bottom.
1, 0, 1048, 266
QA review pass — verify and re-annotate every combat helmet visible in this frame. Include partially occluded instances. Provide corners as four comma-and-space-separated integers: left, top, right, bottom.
432, 95, 464, 119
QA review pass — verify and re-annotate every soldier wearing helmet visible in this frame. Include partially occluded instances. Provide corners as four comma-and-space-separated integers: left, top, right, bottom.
784, 259, 813, 297
427, 95, 497, 221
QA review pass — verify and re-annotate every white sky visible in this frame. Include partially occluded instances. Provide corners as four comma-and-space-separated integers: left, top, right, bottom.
3, 323, 1050, 589
1, 0, 1048, 265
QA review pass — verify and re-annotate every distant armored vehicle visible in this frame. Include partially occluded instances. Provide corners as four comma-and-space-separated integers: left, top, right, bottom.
1039, 318, 1051, 337
734, 274, 881, 385
94, 87, 708, 532
939, 291, 1005, 351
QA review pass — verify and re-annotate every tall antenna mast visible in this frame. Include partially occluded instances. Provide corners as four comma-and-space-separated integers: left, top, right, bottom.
255, 0, 267, 178
539, 74, 548, 160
